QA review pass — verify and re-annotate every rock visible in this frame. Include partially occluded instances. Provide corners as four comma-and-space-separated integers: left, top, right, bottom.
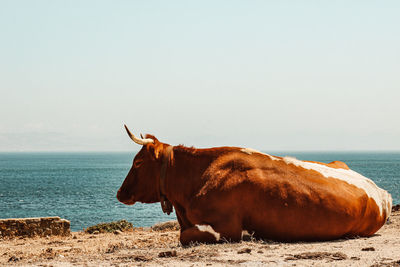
0, 217, 70, 238
158, 250, 177, 257
362, 247, 375, 251
237, 248, 252, 254
134, 255, 152, 261
8, 256, 20, 262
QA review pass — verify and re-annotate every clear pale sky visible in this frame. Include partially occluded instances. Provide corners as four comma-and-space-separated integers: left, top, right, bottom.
1, 1, 399, 152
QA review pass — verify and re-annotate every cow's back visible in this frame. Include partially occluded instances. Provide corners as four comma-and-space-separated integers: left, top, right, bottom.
199, 149, 391, 241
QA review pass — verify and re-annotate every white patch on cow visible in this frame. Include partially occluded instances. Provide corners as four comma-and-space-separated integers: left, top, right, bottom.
195, 224, 220, 241
241, 148, 258, 155
240, 148, 279, 161
283, 156, 392, 216
386, 193, 393, 218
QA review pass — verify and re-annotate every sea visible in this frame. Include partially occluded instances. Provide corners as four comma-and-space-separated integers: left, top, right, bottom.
0, 152, 399, 231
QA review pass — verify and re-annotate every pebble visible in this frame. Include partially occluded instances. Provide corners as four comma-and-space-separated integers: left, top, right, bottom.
361, 247, 375, 251
8, 256, 20, 262
158, 250, 177, 257
238, 248, 252, 254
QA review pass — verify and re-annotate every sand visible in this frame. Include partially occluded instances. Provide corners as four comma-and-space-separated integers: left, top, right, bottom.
1, 211, 399, 266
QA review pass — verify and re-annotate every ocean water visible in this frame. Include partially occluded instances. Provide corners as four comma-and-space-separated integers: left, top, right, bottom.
0, 152, 399, 231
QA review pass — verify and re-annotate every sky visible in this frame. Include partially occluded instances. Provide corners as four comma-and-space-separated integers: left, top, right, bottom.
1, 1, 399, 152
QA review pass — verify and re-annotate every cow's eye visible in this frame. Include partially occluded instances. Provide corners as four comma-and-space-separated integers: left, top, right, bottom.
134, 159, 143, 168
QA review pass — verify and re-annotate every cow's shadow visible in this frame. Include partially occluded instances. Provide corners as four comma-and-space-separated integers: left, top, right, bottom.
240, 232, 381, 244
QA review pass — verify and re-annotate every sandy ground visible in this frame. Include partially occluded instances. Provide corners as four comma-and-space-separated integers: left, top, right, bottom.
1, 211, 399, 267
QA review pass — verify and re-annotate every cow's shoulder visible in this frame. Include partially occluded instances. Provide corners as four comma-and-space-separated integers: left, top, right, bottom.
197, 148, 279, 195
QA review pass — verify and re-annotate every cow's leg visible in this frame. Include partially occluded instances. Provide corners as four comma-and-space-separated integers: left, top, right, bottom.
181, 200, 243, 245
180, 221, 242, 246
174, 204, 192, 232
212, 220, 242, 243
180, 224, 221, 246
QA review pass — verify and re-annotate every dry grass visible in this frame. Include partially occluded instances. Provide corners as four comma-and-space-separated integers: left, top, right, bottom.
84, 219, 133, 234
1, 211, 400, 266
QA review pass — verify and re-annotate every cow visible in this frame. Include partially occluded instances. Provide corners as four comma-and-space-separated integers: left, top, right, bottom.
117, 125, 392, 246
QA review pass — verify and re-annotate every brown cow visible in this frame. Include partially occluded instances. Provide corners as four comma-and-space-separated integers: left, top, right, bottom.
117, 125, 392, 245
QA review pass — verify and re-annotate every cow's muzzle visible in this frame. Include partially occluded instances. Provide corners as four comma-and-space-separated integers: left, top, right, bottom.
116, 189, 135, 205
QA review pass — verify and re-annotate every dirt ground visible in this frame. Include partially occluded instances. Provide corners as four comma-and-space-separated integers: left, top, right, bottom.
1, 211, 400, 267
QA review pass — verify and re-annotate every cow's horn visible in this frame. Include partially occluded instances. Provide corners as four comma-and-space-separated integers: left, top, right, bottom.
124, 124, 154, 145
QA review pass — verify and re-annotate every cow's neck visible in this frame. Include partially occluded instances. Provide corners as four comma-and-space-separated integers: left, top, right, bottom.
164, 146, 224, 210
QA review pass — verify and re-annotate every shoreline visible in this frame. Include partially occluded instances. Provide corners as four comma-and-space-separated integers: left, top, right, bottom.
1, 210, 399, 266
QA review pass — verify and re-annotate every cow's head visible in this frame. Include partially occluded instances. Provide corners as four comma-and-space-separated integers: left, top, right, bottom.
117, 125, 170, 205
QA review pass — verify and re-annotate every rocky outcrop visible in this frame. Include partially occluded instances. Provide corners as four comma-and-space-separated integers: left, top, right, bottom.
0, 217, 70, 238
84, 220, 133, 234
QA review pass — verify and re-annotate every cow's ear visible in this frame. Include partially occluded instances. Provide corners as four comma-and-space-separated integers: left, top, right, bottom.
149, 143, 164, 159
144, 134, 163, 160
